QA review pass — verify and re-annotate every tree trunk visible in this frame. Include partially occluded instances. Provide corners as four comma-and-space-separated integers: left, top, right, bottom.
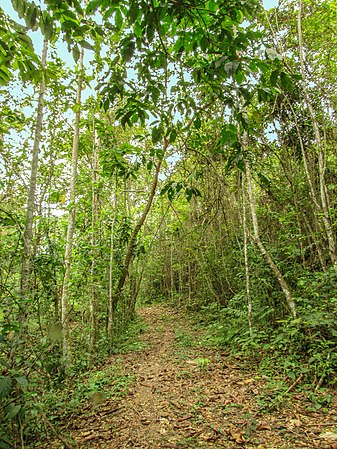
21, 38, 48, 299
242, 175, 253, 337
89, 125, 99, 351
245, 158, 297, 318
107, 177, 118, 339
60, 50, 84, 367
111, 139, 169, 313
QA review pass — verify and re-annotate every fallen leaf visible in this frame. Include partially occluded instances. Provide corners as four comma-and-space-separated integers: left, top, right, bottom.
256, 423, 271, 431
287, 418, 301, 429
91, 392, 105, 405
319, 432, 337, 441
227, 429, 247, 443
243, 378, 255, 384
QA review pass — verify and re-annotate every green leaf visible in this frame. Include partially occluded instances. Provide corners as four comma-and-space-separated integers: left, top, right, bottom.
61, 12, 79, 26
0, 67, 11, 85
16, 31, 33, 46
151, 126, 163, 144
15, 377, 28, 388
206, 0, 217, 12
146, 160, 153, 171
12, 0, 26, 18
25, 2, 39, 29
72, 103, 80, 113
121, 39, 135, 62
194, 117, 201, 129
270, 69, 279, 86
257, 172, 272, 188
0, 376, 12, 398
120, 110, 133, 127
160, 181, 173, 196
129, 2, 139, 24
156, 148, 164, 160
0, 439, 11, 448
169, 128, 177, 143
134, 21, 142, 38
200, 35, 209, 52
103, 98, 110, 112
79, 40, 94, 51
185, 187, 192, 202
280, 72, 292, 91
115, 10, 123, 30
86, 0, 101, 14
5, 404, 21, 420
236, 159, 245, 171
72, 0, 83, 15
72, 45, 80, 62
40, 14, 54, 41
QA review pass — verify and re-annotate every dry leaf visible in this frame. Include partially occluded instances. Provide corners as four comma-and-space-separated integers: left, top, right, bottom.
319, 432, 337, 441
243, 378, 255, 384
287, 418, 301, 429
228, 430, 247, 443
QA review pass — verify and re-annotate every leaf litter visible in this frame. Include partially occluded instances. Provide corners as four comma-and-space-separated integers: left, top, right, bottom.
42, 305, 337, 448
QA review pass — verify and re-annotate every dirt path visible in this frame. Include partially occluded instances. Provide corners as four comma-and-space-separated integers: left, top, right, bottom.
61, 306, 337, 448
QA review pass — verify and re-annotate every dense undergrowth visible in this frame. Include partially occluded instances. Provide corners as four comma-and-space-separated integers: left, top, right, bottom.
0, 314, 147, 448
1, 286, 336, 448
188, 270, 337, 386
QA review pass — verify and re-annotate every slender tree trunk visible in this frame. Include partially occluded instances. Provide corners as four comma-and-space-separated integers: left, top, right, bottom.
21, 38, 48, 298
111, 139, 169, 313
245, 158, 297, 318
242, 175, 253, 337
60, 50, 84, 366
89, 126, 99, 351
297, 1, 336, 265
170, 244, 174, 300
107, 177, 118, 339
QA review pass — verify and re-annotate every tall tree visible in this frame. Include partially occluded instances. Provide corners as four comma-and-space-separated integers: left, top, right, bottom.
244, 155, 297, 318
60, 49, 84, 366
21, 37, 48, 299
89, 122, 99, 351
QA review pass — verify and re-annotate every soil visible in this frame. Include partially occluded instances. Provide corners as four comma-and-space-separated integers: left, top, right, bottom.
46, 305, 337, 449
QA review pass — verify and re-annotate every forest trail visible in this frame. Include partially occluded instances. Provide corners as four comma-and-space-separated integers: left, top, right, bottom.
54, 305, 337, 449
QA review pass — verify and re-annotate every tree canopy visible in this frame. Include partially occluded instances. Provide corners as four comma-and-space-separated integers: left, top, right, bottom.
1, 0, 337, 446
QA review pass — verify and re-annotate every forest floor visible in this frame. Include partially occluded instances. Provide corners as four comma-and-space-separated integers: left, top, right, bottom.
45, 305, 337, 449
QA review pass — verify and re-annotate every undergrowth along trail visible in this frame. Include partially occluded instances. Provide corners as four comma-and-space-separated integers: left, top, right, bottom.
45, 305, 337, 449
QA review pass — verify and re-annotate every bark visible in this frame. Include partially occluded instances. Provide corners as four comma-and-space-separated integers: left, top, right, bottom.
89, 126, 99, 351
242, 176, 253, 337
107, 178, 119, 339
21, 38, 48, 298
110, 139, 169, 314
297, 0, 336, 265
60, 50, 84, 366
245, 158, 297, 318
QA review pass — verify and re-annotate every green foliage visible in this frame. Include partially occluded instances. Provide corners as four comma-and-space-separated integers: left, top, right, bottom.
0, 366, 30, 448
2, 0, 337, 444
175, 330, 193, 348
194, 357, 211, 369
111, 314, 148, 353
